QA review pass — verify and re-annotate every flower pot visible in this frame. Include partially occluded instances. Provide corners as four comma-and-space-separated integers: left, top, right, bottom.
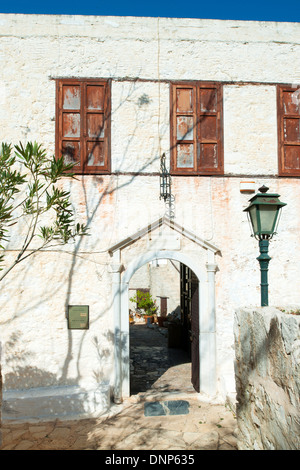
144, 315, 154, 324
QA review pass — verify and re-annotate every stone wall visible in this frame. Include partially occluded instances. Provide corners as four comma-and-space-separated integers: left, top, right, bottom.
234, 307, 300, 450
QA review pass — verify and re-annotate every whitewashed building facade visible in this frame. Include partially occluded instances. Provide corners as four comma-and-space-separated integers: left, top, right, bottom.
0, 14, 299, 420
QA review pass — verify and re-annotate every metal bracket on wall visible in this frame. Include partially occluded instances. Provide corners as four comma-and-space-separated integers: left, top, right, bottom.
159, 153, 175, 219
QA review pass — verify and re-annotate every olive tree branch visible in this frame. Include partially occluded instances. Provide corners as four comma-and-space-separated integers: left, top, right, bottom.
0, 142, 88, 282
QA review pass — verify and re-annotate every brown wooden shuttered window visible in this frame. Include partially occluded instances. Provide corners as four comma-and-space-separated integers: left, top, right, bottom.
278, 85, 300, 176
56, 79, 111, 174
170, 82, 223, 175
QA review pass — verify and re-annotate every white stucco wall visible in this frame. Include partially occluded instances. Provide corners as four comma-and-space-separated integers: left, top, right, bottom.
0, 14, 299, 419
223, 85, 278, 175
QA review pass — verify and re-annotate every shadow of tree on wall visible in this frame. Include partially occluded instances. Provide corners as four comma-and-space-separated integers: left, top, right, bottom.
3, 330, 78, 391
1, 268, 131, 417
0, 71, 215, 411
56, 77, 168, 390
0, 78, 160, 399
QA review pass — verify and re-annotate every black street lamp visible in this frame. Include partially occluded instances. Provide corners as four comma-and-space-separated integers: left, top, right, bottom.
159, 153, 171, 201
243, 185, 287, 306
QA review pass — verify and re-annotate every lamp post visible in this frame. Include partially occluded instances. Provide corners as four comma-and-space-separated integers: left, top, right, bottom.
243, 185, 286, 306
160, 153, 171, 201
160, 153, 175, 219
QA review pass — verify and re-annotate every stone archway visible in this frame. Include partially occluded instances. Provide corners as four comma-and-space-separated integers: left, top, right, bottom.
108, 217, 220, 403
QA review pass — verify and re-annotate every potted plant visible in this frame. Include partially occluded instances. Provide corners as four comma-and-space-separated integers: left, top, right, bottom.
129, 290, 158, 324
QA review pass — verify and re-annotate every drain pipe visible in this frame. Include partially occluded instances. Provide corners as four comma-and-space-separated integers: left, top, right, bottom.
110, 251, 123, 404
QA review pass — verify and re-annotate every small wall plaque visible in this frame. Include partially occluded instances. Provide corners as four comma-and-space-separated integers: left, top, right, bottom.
68, 305, 89, 330
240, 181, 256, 193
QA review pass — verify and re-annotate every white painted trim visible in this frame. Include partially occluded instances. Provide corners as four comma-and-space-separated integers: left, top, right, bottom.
108, 216, 221, 255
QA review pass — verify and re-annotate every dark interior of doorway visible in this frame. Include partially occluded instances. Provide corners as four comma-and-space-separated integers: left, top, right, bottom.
129, 263, 199, 396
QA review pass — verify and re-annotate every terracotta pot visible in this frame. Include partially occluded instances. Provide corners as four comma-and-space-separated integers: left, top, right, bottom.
144, 315, 154, 324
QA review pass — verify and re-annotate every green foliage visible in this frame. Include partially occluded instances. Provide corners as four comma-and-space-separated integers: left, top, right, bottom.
129, 290, 158, 316
279, 308, 300, 315
0, 142, 88, 280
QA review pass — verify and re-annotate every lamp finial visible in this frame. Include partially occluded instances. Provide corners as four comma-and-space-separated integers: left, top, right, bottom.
259, 185, 269, 194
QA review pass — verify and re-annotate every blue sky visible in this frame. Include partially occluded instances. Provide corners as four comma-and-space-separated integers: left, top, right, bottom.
0, 0, 299, 23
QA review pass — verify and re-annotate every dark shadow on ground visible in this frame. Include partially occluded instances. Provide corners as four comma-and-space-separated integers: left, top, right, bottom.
129, 323, 192, 395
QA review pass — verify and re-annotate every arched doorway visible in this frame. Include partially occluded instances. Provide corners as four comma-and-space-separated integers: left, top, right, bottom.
108, 216, 220, 404
117, 250, 214, 400
128, 258, 198, 396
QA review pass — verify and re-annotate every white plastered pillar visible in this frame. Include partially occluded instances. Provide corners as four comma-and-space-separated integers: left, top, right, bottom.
109, 249, 124, 404
199, 250, 218, 396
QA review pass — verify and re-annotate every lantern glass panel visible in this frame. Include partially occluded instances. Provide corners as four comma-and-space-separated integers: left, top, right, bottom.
249, 205, 258, 235
258, 205, 278, 234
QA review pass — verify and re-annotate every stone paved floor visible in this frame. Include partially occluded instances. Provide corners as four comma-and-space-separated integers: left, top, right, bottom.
1, 397, 238, 450
130, 322, 195, 395
0, 323, 238, 450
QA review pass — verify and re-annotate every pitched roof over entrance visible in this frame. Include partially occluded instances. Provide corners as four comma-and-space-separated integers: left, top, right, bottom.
108, 216, 221, 255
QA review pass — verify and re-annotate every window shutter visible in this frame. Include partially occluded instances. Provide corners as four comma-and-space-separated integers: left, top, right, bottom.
171, 85, 197, 173
57, 81, 82, 171
171, 82, 223, 175
278, 85, 300, 176
56, 79, 111, 174
197, 85, 223, 174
